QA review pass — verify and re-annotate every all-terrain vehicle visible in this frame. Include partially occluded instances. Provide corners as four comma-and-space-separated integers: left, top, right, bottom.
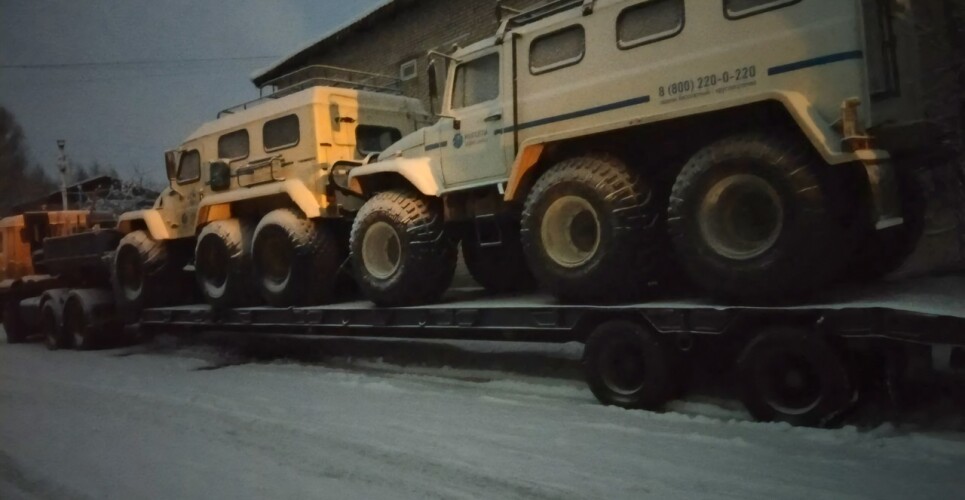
345, 0, 962, 305
112, 66, 429, 312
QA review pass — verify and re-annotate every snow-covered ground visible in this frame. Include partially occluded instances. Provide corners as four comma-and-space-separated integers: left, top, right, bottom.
1, 336, 964, 500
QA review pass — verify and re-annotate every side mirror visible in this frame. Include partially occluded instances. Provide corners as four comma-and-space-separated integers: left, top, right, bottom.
164, 150, 179, 183
209, 160, 231, 191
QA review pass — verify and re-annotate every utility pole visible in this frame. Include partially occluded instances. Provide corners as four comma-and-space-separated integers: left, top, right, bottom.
57, 139, 70, 210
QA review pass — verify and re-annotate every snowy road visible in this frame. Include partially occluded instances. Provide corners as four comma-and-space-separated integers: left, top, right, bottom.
1, 337, 964, 500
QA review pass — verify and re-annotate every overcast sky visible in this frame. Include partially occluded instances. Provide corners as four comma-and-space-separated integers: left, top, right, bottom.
0, 0, 384, 184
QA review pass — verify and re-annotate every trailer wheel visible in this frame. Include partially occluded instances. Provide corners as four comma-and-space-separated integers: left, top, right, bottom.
737, 328, 855, 427
521, 156, 661, 302
40, 291, 70, 350
847, 167, 926, 281
252, 209, 343, 307
2, 298, 29, 344
196, 219, 256, 309
113, 230, 182, 316
668, 134, 843, 301
350, 190, 456, 306
584, 320, 680, 410
462, 217, 535, 293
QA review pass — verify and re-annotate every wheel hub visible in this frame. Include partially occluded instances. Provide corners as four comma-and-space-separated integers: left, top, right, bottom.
540, 195, 601, 268
600, 339, 646, 395
698, 174, 784, 260
362, 221, 402, 279
761, 353, 822, 415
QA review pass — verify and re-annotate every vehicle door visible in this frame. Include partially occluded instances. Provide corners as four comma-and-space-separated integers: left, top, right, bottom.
437, 49, 510, 187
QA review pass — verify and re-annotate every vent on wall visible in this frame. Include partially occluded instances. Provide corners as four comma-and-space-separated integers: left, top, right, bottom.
400, 59, 418, 81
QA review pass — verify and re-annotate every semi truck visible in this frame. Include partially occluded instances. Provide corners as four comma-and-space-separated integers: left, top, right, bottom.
2, 2, 964, 428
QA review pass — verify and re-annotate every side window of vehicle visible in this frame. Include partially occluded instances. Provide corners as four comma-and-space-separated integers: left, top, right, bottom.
263, 114, 300, 152
356, 125, 402, 155
617, 0, 685, 49
724, 0, 800, 20
530, 25, 586, 75
451, 53, 500, 109
218, 129, 249, 161
177, 149, 201, 184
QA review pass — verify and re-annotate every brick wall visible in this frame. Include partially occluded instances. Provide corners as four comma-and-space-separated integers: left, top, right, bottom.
302, 0, 543, 111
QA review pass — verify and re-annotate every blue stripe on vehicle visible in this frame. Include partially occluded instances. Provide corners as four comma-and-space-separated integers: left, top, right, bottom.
425, 141, 448, 151
767, 50, 864, 76
496, 94, 651, 135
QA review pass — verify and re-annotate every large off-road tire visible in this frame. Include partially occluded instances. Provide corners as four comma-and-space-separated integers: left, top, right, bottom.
350, 190, 457, 306
521, 156, 661, 302
584, 320, 681, 410
461, 217, 535, 293
668, 134, 845, 301
2, 298, 29, 344
737, 328, 855, 427
252, 209, 344, 307
847, 166, 926, 281
112, 230, 183, 317
195, 219, 256, 309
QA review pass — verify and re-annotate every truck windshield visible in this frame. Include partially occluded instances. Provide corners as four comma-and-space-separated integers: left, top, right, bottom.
451, 53, 500, 109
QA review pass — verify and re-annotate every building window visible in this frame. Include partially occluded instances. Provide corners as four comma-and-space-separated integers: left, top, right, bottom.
529, 25, 586, 75
356, 125, 402, 155
263, 114, 300, 152
177, 150, 201, 184
218, 129, 249, 161
724, 0, 800, 19
451, 53, 500, 109
400, 59, 418, 81
617, 0, 684, 49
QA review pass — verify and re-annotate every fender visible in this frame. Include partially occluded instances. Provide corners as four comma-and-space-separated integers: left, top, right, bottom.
196, 179, 326, 225
348, 156, 444, 197
117, 210, 172, 240
502, 91, 890, 202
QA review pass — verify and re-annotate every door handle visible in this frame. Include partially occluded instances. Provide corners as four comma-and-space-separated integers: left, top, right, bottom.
484, 113, 503, 122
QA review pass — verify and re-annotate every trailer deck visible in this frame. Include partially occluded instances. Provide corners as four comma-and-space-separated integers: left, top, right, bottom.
140, 274, 965, 347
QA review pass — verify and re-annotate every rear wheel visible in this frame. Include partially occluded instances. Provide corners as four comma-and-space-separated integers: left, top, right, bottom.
737, 328, 855, 427
350, 190, 456, 306
252, 209, 343, 307
583, 320, 681, 410
521, 156, 661, 302
461, 217, 535, 293
668, 134, 845, 301
196, 219, 255, 309
63, 298, 97, 350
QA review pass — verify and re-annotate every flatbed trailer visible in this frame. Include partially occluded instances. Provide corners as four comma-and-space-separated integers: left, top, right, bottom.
138, 274, 965, 427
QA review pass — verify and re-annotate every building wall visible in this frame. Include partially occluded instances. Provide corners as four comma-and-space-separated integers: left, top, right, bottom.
302, 0, 543, 112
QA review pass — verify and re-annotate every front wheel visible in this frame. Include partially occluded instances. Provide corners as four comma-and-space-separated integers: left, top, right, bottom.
112, 230, 185, 317
350, 190, 456, 306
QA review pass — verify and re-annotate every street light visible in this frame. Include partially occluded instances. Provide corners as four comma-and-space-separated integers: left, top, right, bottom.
57, 140, 70, 209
